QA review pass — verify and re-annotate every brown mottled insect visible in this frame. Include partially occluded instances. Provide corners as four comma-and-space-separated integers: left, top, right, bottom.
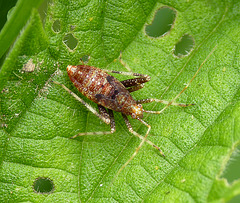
53, 48, 216, 179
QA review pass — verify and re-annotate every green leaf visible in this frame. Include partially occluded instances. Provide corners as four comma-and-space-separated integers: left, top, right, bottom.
0, 0, 17, 31
1, 0, 240, 202
0, 0, 44, 59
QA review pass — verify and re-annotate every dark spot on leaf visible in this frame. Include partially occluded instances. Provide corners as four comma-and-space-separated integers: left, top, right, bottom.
165, 191, 170, 195
173, 34, 195, 57
145, 7, 176, 38
33, 177, 54, 194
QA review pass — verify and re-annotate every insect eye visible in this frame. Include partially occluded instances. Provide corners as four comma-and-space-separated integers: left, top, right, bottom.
131, 113, 136, 119
137, 104, 142, 109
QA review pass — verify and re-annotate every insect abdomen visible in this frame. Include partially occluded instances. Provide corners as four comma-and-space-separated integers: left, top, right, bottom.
67, 65, 135, 113
67, 65, 110, 101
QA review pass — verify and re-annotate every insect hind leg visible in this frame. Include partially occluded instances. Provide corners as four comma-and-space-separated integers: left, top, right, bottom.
52, 81, 110, 124
98, 106, 116, 134
71, 107, 115, 138
113, 114, 164, 180
52, 81, 116, 138
121, 114, 164, 155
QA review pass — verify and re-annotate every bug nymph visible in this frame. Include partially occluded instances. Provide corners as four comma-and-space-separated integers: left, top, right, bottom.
66, 64, 148, 121
53, 47, 216, 180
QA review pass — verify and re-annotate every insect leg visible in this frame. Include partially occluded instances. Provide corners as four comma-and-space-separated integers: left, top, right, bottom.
98, 105, 110, 120
127, 84, 145, 93
114, 114, 164, 179
121, 114, 164, 154
122, 114, 164, 156
106, 75, 146, 95
98, 106, 116, 133
71, 107, 115, 138
103, 69, 150, 80
121, 77, 150, 87
121, 77, 150, 93
104, 52, 152, 93
52, 81, 110, 124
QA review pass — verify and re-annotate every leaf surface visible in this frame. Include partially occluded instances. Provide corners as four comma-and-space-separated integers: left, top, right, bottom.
0, 0, 240, 202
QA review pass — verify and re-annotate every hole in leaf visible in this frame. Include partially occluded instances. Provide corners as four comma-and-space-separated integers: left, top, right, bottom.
33, 177, 54, 194
223, 149, 240, 183
63, 33, 78, 50
81, 55, 90, 63
70, 25, 76, 31
173, 34, 195, 57
145, 7, 176, 38
52, 19, 61, 33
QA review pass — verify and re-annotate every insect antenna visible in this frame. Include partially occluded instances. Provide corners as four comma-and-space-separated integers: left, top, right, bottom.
143, 45, 217, 115
110, 46, 217, 185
